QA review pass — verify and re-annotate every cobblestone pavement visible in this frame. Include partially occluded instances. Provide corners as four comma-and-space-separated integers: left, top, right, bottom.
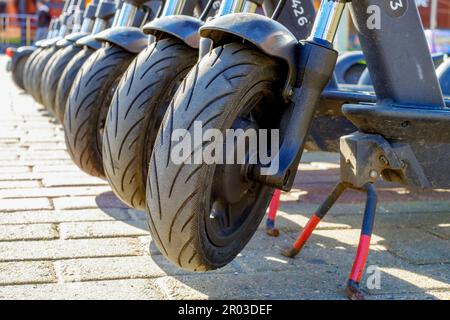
0, 56, 449, 300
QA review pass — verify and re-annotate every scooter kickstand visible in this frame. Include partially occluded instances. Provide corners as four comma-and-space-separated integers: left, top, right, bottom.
281, 181, 378, 300
281, 182, 348, 258
266, 189, 281, 237
345, 183, 378, 300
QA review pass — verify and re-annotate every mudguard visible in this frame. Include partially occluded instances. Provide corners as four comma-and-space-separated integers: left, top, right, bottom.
10, 46, 36, 71
94, 27, 148, 54
143, 15, 203, 49
57, 32, 90, 48
200, 13, 298, 97
38, 36, 63, 48
76, 34, 102, 50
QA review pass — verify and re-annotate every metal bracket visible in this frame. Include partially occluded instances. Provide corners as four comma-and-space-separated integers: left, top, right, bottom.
339, 132, 431, 189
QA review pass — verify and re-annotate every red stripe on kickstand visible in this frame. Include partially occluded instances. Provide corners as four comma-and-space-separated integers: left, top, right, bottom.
268, 189, 281, 221
349, 235, 372, 282
293, 215, 321, 250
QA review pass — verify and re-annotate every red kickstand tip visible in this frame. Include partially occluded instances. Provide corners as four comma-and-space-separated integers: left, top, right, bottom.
345, 235, 371, 300
266, 190, 281, 237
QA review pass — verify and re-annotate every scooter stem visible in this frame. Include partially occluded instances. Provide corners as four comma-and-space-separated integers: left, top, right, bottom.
250, 0, 345, 191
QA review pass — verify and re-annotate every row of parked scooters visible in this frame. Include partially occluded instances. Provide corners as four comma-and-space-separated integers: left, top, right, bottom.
7, 0, 450, 299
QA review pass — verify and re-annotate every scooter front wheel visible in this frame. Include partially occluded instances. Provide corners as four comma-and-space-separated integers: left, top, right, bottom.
55, 47, 94, 124
146, 42, 286, 271
23, 47, 44, 94
64, 45, 134, 178
102, 37, 197, 210
11, 52, 31, 90
30, 47, 57, 104
41, 45, 82, 114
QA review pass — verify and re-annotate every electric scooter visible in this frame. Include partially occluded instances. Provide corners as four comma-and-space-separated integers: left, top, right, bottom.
146, 0, 450, 299
145, 0, 318, 272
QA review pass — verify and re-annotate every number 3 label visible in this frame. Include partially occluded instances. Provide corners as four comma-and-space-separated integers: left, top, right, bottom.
385, 0, 408, 17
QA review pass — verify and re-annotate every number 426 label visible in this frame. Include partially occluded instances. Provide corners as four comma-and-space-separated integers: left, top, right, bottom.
292, 0, 310, 27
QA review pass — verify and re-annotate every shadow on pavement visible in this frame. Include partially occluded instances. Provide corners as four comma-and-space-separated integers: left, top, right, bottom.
94, 164, 450, 300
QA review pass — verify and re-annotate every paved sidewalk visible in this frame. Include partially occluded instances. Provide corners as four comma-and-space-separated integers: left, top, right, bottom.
0, 56, 449, 300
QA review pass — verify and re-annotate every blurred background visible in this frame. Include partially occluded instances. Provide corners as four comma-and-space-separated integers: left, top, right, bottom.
0, 0, 64, 49
0, 0, 449, 52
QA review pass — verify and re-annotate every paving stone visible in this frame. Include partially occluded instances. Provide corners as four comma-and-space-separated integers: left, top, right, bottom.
0, 154, 21, 161
386, 239, 450, 264
0, 198, 52, 212
0, 224, 58, 241
0, 208, 131, 225
369, 265, 450, 295
0, 261, 55, 285
0, 180, 40, 189
55, 255, 189, 282
42, 175, 108, 187
0, 279, 164, 300
0, 172, 44, 180
20, 151, 69, 161
0, 238, 143, 261
154, 269, 345, 300
59, 220, 149, 239
371, 290, 450, 300
53, 194, 127, 210
0, 186, 111, 199
423, 223, 450, 240
32, 165, 79, 173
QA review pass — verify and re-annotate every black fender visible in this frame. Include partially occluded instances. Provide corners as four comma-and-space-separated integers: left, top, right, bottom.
143, 15, 203, 49
76, 34, 102, 50
199, 13, 298, 98
57, 32, 90, 48
94, 27, 148, 54
38, 36, 63, 48
10, 46, 36, 71
335, 51, 366, 84
35, 39, 46, 47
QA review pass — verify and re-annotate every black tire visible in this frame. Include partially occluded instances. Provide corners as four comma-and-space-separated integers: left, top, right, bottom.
41, 45, 82, 114
23, 47, 44, 93
30, 46, 57, 103
64, 45, 135, 178
11, 52, 31, 90
55, 47, 94, 124
147, 42, 285, 271
103, 38, 197, 210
